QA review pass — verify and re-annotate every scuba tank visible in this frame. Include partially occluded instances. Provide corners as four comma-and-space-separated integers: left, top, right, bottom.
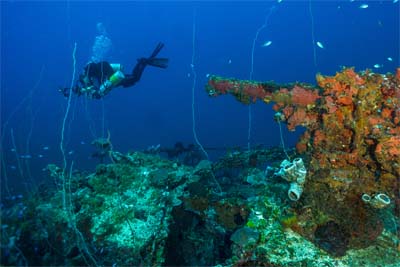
109, 70, 125, 86
110, 63, 123, 72
100, 69, 125, 94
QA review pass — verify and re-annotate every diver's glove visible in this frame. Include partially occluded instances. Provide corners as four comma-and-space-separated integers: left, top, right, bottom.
59, 87, 71, 97
59, 85, 82, 97
58, 87, 74, 97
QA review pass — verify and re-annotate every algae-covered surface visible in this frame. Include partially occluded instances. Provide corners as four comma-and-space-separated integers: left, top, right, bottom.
1, 148, 399, 266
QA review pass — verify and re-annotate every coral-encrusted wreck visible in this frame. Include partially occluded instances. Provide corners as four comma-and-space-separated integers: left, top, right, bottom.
206, 68, 400, 248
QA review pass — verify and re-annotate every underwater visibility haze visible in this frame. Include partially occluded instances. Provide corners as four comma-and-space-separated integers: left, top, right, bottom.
1, 1, 399, 266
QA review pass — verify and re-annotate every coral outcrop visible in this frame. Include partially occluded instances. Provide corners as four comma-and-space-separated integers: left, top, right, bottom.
206, 68, 400, 249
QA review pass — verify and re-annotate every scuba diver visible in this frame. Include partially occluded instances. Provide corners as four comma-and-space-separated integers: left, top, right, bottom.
60, 42, 168, 99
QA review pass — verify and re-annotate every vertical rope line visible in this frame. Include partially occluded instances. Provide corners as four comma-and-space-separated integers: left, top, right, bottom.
249, 7, 274, 81
248, 6, 276, 150
309, 0, 317, 67
65, 93, 78, 147
190, 8, 222, 193
190, 8, 208, 159
24, 65, 45, 188
60, 42, 77, 210
101, 99, 105, 138
278, 119, 290, 160
1, 159, 11, 197
247, 105, 252, 150
10, 128, 24, 181
100, 64, 105, 138
1, 65, 44, 197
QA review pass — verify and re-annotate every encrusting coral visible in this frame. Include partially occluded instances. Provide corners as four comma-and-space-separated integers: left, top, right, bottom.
206, 68, 400, 249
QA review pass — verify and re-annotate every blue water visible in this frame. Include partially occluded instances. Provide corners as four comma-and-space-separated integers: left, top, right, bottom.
1, 1, 399, 194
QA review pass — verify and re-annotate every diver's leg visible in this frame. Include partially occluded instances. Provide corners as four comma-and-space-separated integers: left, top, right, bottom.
120, 43, 169, 88
119, 59, 147, 88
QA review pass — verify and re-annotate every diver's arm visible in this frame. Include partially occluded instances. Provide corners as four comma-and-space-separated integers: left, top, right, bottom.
59, 85, 83, 97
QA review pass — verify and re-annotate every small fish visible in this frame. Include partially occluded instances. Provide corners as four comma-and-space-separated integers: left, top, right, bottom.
387, 57, 393, 62
20, 155, 32, 159
80, 141, 86, 145
10, 148, 16, 152
316, 41, 324, 49
277, 0, 283, 3
373, 64, 383, 69
359, 4, 368, 9
206, 73, 210, 78
228, 59, 232, 64
10, 165, 16, 170
43, 146, 49, 150
262, 40, 272, 47
38, 154, 44, 158
68, 150, 74, 155
394, 0, 399, 3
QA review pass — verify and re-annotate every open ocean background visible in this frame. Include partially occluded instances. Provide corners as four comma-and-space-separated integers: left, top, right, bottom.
1, 0, 399, 194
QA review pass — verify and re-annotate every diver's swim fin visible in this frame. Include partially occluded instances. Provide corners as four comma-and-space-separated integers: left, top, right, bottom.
124, 42, 168, 87
145, 42, 168, 68
150, 42, 165, 58
147, 57, 169, 68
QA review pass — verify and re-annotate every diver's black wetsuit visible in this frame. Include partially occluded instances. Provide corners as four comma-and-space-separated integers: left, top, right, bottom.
63, 42, 168, 99
121, 42, 168, 87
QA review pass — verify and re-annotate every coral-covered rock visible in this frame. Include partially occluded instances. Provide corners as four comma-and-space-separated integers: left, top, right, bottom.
206, 68, 400, 248
214, 199, 250, 230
